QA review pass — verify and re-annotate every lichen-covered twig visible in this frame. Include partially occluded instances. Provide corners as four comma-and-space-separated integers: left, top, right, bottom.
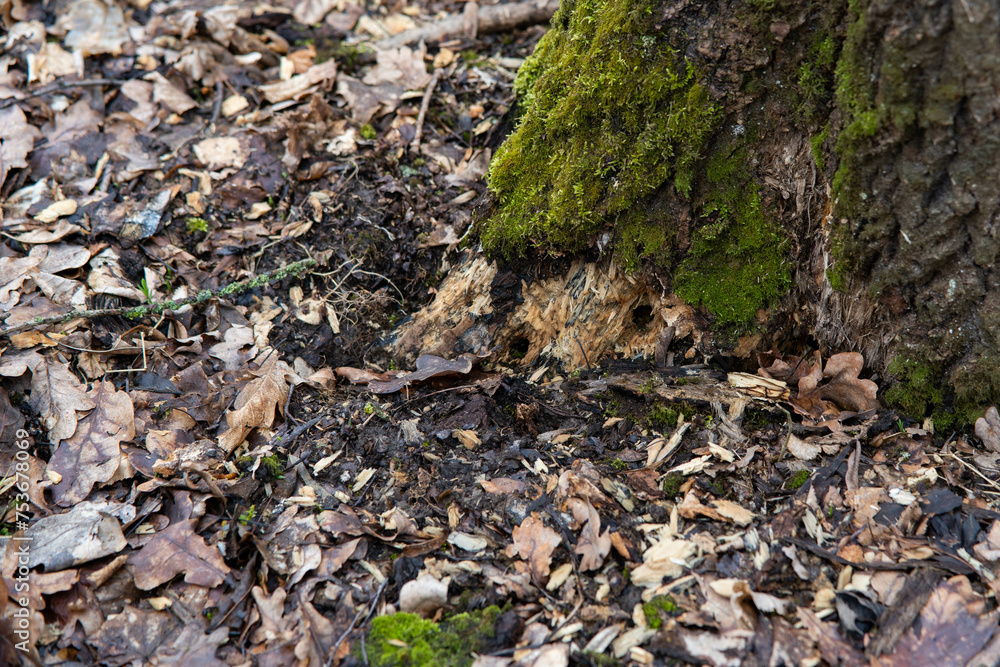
0, 258, 317, 339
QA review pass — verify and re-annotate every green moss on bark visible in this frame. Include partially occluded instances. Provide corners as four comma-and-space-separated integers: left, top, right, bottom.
796, 34, 837, 122
811, 123, 830, 172
832, 0, 877, 202
885, 351, 1000, 428
481, 0, 721, 257
884, 355, 943, 421
951, 354, 1000, 426
674, 143, 792, 326
480, 0, 794, 327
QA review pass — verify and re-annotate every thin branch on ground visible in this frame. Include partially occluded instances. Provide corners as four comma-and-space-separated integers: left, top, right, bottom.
375, 0, 559, 49
325, 576, 390, 667
0, 78, 126, 109
411, 70, 441, 152
0, 258, 317, 338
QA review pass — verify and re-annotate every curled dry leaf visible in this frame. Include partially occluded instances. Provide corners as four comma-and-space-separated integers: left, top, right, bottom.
260, 59, 338, 103
480, 477, 528, 495
399, 574, 449, 616
568, 498, 611, 571
336, 366, 403, 384
974, 521, 1000, 562
34, 199, 77, 223
678, 490, 754, 526
788, 351, 879, 426
631, 534, 697, 587
339, 352, 487, 394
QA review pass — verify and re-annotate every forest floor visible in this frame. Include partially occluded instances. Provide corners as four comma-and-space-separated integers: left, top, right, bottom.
3, 1, 1000, 666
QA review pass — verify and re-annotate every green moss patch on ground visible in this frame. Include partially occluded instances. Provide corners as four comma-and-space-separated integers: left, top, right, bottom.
645, 401, 695, 430
480, 0, 720, 258
365, 607, 502, 667
786, 469, 811, 490
642, 595, 678, 629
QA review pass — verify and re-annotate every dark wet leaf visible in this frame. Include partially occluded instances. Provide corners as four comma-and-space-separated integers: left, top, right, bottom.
127, 491, 230, 590
879, 576, 997, 667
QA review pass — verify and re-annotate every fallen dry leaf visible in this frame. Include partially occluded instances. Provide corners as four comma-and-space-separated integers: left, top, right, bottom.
362, 44, 431, 89
0, 106, 42, 190
631, 533, 697, 587
880, 575, 997, 666
787, 433, 821, 460
193, 136, 248, 170
569, 497, 611, 571
399, 574, 449, 616
798, 607, 866, 667
976, 406, 1000, 452
26, 503, 128, 571
260, 59, 338, 103
506, 513, 562, 586
128, 491, 230, 590
369, 353, 483, 393
10, 350, 96, 443
48, 380, 135, 506
480, 478, 529, 495
219, 352, 291, 454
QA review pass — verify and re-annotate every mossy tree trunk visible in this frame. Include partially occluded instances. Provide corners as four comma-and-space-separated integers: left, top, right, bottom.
391, 0, 1000, 425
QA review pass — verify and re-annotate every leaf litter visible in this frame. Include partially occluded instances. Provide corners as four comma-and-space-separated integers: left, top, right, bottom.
1, 0, 1000, 665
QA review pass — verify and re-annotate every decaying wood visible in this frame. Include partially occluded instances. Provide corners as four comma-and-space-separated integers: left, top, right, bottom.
375, 0, 560, 50
386, 251, 765, 369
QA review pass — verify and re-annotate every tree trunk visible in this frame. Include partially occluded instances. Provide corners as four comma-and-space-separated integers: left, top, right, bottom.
387, 0, 1000, 426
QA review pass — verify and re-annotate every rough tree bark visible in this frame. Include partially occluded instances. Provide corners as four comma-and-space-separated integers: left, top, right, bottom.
388, 0, 1000, 425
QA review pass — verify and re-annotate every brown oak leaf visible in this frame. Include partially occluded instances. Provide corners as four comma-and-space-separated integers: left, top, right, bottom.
128, 491, 230, 590
48, 380, 133, 506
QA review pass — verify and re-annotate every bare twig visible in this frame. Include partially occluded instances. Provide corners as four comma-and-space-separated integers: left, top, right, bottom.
0, 258, 317, 338
325, 576, 390, 667
411, 70, 441, 152
209, 80, 224, 127
375, 0, 559, 49
949, 452, 1000, 494
0, 78, 126, 110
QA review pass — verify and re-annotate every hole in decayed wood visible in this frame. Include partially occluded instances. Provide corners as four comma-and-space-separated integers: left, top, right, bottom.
509, 337, 530, 360
632, 304, 654, 329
